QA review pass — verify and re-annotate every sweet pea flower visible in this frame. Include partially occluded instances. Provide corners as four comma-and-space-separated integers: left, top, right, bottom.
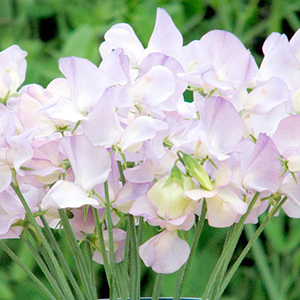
176, 96, 244, 161
179, 30, 258, 95
0, 184, 42, 239
42, 135, 111, 209
82, 88, 168, 152
279, 173, 300, 218
272, 115, 300, 172
147, 166, 196, 219
234, 134, 283, 193
0, 45, 27, 100
139, 230, 190, 274
0, 113, 33, 193
69, 206, 105, 240
37, 56, 114, 127
18, 84, 58, 137
185, 162, 248, 227
100, 8, 182, 66
130, 195, 193, 274
93, 228, 127, 264
258, 32, 299, 86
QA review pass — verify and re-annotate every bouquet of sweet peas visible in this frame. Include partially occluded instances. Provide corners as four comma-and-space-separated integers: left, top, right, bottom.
0, 7, 299, 300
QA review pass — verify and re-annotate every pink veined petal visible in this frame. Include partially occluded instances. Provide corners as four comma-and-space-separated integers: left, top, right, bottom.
164, 211, 195, 231
0, 45, 27, 96
217, 186, 248, 215
185, 189, 217, 200
18, 86, 57, 137
243, 134, 282, 193
146, 8, 183, 58
133, 65, 176, 108
82, 89, 123, 147
197, 97, 244, 160
259, 32, 299, 85
290, 28, 300, 61
205, 186, 247, 228
282, 200, 300, 218
0, 165, 12, 193
272, 115, 300, 152
42, 180, 99, 209
100, 23, 144, 65
38, 96, 87, 123
70, 207, 104, 240
120, 117, 167, 152
59, 56, 108, 112
250, 101, 292, 137
280, 173, 300, 206
59, 135, 111, 191
139, 231, 190, 274
99, 48, 130, 86
198, 30, 258, 88
244, 77, 290, 114
0, 190, 25, 235
290, 29, 300, 61
123, 161, 156, 183
93, 229, 126, 264
0, 211, 23, 235
9, 134, 33, 172
129, 196, 158, 220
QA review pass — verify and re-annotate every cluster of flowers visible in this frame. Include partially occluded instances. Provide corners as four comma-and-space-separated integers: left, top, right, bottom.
1, 8, 299, 274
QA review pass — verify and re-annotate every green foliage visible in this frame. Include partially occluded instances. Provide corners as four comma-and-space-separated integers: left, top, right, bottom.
1, 0, 300, 299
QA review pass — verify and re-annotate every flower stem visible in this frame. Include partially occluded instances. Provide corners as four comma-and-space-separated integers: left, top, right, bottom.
85, 241, 98, 300
216, 196, 288, 299
173, 200, 207, 300
39, 214, 86, 300
202, 192, 260, 300
21, 233, 66, 300
0, 240, 58, 300
128, 214, 140, 300
11, 182, 75, 300
58, 209, 96, 300
92, 207, 111, 283
104, 181, 118, 300
152, 273, 163, 300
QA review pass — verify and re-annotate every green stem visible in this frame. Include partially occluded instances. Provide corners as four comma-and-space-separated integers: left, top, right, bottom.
128, 214, 140, 300
115, 263, 129, 300
11, 182, 75, 300
104, 181, 118, 300
211, 225, 236, 298
39, 214, 85, 300
85, 242, 98, 300
0, 240, 57, 300
58, 209, 95, 300
27, 229, 69, 299
202, 192, 260, 300
21, 234, 66, 300
173, 201, 207, 300
117, 161, 126, 185
151, 273, 163, 300
216, 197, 288, 300
92, 207, 111, 283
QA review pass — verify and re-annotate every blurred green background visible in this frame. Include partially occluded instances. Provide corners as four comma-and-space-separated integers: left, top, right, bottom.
1, 0, 300, 299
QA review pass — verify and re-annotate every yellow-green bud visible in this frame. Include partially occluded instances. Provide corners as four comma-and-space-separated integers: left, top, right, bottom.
148, 166, 195, 219
182, 154, 213, 191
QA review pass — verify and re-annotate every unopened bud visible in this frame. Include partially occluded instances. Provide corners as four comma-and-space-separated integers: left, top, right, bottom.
148, 165, 195, 219
182, 154, 213, 191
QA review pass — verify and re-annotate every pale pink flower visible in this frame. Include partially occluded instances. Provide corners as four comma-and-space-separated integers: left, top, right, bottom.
0, 45, 27, 99
139, 230, 190, 274
42, 135, 111, 209
93, 228, 127, 264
